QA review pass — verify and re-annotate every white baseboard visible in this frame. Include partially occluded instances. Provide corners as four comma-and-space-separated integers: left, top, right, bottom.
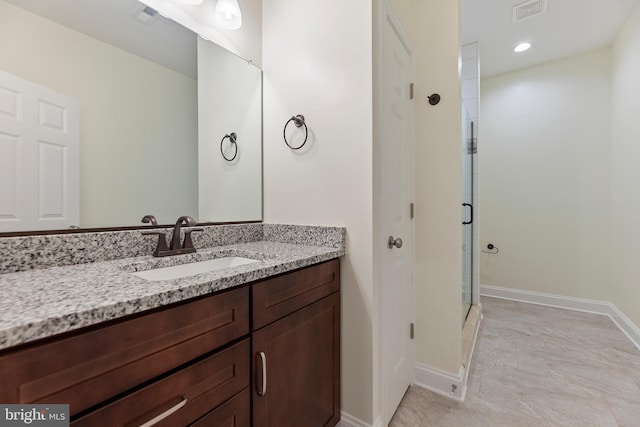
412, 306, 483, 403
413, 363, 466, 402
480, 284, 640, 351
479, 284, 612, 314
338, 412, 382, 427
606, 303, 640, 351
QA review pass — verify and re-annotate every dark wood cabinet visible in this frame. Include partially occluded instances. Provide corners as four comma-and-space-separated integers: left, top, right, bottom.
252, 259, 340, 330
252, 259, 341, 427
0, 286, 249, 417
0, 259, 340, 427
72, 339, 250, 427
190, 388, 251, 427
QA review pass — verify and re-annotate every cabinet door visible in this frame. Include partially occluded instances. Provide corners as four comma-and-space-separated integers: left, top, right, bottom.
252, 292, 340, 427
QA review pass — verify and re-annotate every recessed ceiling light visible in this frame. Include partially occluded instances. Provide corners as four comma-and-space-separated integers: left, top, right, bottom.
514, 42, 532, 53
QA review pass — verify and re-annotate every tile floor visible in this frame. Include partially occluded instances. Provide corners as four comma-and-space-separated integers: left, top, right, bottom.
390, 297, 640, 426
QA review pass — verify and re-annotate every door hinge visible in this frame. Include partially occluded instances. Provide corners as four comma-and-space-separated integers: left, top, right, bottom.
467, 138, 478, 154
409, 83, 415, 100
410, 203, 415, 219
410, 323, 415, 340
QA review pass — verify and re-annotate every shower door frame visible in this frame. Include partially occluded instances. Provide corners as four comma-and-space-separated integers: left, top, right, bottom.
462, 118, 475, 323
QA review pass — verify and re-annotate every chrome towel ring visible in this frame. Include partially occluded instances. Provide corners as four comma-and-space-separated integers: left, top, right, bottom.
283, 114, 308, 150
220, 132, 238, 162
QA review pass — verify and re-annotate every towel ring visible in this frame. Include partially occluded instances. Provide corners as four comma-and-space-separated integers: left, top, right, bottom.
220, 132, 238, 162
283, 114, 308, 150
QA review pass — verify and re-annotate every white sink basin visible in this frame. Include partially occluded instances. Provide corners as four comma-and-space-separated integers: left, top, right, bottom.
132, 256, 260, 281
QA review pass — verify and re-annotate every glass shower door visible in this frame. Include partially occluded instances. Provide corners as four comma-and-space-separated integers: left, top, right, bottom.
461, 110, 474, 323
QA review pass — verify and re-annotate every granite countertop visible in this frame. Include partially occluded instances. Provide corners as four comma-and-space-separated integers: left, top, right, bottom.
0, 240, 344, 351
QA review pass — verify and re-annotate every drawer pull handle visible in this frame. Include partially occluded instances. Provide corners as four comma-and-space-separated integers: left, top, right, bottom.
137, 397, 187, 427
256, 351, 267, 396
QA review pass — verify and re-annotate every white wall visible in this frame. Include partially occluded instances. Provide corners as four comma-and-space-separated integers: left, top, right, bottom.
611, 3, 640, 326
261, 0, 374, 423
0, 1, 198, 227
198, 38, 262, 222
411, 0, 463, 375
480, 49, 612, 302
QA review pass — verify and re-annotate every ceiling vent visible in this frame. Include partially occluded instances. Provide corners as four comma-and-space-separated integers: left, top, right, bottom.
513, 0, 548, 23
133, 5, 160, 24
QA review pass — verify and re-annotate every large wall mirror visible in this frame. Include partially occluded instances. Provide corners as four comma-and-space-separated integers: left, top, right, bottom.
0, 0, 262, 233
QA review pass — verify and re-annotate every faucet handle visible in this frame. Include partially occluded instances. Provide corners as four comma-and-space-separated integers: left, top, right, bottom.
183, 228, 204, 251
176, 216, 197, 227
142, 231, 169, 257
141, 215, 158, 226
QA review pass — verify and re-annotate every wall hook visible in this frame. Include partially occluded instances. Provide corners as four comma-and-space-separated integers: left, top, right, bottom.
427, 93, 441, 105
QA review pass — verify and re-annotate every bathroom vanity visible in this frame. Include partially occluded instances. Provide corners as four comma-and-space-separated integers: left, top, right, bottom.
0, 224, 344, 427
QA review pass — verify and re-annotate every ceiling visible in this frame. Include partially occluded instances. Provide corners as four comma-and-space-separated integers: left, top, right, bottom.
8, 0, 639, 80
4, 0, 197, 78
461, 0, 640, 77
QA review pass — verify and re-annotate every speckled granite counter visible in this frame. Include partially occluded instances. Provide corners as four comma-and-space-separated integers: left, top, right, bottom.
0, 226, 345, 351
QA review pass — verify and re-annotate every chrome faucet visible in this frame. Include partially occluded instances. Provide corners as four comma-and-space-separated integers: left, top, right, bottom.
142, 215, 202, 257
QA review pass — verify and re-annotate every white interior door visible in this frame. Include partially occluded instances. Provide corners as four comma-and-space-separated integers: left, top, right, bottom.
380, 8, 414, 425
0, 70, 79, 232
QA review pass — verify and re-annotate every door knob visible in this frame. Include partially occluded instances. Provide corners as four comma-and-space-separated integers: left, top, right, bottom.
388, 236, 403, 249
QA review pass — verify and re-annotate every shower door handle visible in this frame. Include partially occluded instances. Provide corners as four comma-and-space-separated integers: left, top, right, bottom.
462, 203, 473, 225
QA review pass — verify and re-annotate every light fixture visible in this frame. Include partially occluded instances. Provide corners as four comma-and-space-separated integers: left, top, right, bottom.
179, 0, 204, 5
215, 0, 242, 30
514, 42, 532, 53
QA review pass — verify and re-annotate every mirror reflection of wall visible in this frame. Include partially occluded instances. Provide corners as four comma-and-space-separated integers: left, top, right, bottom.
198, 38, 262, 222
0, 0, 262, 232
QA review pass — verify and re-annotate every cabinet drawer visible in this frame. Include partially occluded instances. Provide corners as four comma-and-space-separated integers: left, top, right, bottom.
72, 339, 250, 427
252, 259, 340, 330
0, 287, 249, 416
190, 388, 250, 427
